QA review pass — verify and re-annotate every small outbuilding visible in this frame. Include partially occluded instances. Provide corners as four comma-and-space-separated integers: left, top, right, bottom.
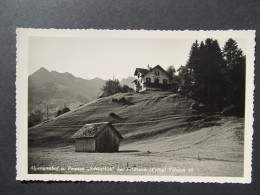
71, 122, 124, 152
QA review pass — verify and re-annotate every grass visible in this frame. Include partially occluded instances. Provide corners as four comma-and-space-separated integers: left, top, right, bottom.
28, 91, 244, 176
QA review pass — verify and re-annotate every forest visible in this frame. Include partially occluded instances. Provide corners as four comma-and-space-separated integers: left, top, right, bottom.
172, 38, 246, 116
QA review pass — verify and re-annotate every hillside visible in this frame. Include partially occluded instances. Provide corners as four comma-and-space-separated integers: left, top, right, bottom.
29, 91, 242, 147
28, 67, 105, 115
29, 91, 193, 147
29, 91, 244, 176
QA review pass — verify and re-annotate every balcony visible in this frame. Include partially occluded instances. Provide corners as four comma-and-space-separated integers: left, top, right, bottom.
144, 82, 171, 90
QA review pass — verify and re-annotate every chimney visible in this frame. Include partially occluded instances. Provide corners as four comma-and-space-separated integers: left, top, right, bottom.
147, 64, 152, 70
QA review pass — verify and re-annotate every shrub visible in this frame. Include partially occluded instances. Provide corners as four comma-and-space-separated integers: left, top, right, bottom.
56, 107, 71, 117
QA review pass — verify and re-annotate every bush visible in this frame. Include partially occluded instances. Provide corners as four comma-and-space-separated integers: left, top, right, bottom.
28, 109, 44, 128
101, 80, 133, 97
56, 107, 71, 117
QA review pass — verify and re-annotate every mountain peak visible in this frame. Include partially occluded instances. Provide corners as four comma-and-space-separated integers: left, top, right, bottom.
93, 77, 103, 81
29, 67, 50, 78
38, 67, 49, 73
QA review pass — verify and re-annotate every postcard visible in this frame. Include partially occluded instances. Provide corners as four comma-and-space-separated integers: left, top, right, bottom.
16, 29, 255, 183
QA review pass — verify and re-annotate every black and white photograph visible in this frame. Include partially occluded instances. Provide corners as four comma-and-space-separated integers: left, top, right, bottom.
16, 29, 255, 183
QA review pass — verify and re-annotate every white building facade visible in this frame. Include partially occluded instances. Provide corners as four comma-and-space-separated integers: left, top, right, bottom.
133, 65, 171, 92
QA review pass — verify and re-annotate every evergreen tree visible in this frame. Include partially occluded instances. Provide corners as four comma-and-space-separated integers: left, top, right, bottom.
191, 41, 206, 99
223, 39, 246, 115
184, 39, 225, 109
179, 38, 245, 115
202, 39, 225, 107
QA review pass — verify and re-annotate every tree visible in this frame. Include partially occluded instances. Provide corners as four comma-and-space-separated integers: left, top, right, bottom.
56, 106, 71, 117
33, 109, 44, 123
185, 40, 205, 98
176, 38, 245, 114
187, 40, 200, 72
201, 39, 225, 107
182, 39, 226, 109
101, 79, 122, 96
222, 39, 246, 115
166, 65, 176, 79
121, 84, 133, 93
177, 65, 194, 90
28, 109, 44, 127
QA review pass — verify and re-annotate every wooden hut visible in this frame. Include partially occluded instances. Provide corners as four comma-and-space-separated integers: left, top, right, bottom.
71, 122, 124, 152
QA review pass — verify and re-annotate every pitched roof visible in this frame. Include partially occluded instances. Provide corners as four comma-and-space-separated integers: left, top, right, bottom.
147, 65, 171, 77
134, 68, 149, 76
71, 122, 124, 139
134, 65, 170, 78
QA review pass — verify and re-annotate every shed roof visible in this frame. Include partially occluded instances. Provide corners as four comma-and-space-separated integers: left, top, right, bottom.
71, 122, 124, 139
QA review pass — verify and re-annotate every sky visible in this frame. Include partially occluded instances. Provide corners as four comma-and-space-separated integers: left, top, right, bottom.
28, 36, 246, 80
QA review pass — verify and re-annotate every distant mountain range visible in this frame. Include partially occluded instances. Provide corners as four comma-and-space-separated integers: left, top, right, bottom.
28, 67, 135, 117
120, 77, 135, 89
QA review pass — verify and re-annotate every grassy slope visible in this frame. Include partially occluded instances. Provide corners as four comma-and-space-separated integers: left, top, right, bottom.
29, 91, 195, 147
28, 91, 244, 176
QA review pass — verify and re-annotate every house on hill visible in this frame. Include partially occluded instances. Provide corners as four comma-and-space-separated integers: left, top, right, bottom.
71, 122, 124, 152
132, 65, 171, 92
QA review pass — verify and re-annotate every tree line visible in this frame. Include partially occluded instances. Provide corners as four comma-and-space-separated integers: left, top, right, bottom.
100, 80, 134, 97
167, 38, 246, 116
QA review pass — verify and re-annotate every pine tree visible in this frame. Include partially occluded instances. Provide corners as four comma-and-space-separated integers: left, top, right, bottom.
184, 40, 200, 96
185, 39, 225, 109
223, 39, 246, 115
202, 39, 225, 107
187, 40, 200, 71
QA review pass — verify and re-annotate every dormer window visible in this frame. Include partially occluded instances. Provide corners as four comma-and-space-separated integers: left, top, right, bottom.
154, 71, 159, 76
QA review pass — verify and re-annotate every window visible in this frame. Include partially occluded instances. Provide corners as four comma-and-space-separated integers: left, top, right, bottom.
154, 71, 160, 76
154, 78, 159, 84
146, 77, 151, 83
163, 79, 168, 84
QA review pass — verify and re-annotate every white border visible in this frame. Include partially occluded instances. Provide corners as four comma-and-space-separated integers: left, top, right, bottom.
16, 29, 255, 183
